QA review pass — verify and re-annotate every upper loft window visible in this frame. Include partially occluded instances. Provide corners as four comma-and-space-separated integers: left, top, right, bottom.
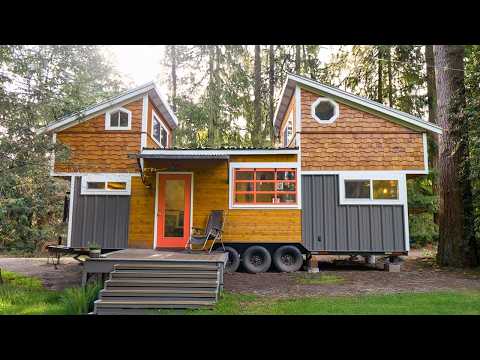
105, 107, 132, 130
283, 115, 293, 147
311, 97, 339, 124
151, 112, 169, 148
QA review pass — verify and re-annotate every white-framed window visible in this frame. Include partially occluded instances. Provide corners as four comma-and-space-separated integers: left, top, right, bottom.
80, 174, 132, 195
151, 111, 169, 148
339, 173, 405, 205
105, 107, 132, 130
283, 114, 293, 147
229, 162, 300, 209
311, 97, 339, 124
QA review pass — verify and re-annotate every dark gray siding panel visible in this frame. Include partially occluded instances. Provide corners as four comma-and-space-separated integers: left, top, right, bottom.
71, 176, 130, 249
302, 175, 406, 253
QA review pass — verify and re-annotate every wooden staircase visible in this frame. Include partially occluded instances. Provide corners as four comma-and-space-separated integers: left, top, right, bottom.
93, 262, 223, 315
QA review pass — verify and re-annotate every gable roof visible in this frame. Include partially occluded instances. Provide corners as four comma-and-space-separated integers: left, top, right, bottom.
273, 73, 443, 135
37, 81, 178, 134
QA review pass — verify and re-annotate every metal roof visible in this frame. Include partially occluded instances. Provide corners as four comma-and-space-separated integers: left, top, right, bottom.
37, 81, 178, 134
273, 73, 443, 135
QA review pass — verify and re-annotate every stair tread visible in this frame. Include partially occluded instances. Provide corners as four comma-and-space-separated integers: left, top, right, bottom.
95, 299, 215, 305
114, 264, 218, 270
107, 279, 217, 284
101, 289, 215, 294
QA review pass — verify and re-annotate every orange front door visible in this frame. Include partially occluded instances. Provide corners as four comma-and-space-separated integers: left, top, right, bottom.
156, 174, 191, 248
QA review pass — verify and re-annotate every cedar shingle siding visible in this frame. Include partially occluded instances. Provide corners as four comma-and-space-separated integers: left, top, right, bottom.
55, 99, 143, 173
298, 88, 425, 171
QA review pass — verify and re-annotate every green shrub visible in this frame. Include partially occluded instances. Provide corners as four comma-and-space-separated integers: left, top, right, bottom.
60, 282, 102, 315
409, 212, 439, 247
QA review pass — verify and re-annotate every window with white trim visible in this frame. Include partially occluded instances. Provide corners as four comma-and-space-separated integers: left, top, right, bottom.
105, 108, 132, 130
152, 112, 168, 148
283, 115, 293, 147
81, 174, 131, 195
232, 168, 297, 206
311, 97, 339, 124
340, 174, 402, 205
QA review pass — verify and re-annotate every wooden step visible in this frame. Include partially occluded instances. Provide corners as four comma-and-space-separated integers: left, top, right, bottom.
95, 308, 166, 315
94, 299, 215, 309
104, 285, 218, 292
100, 288, 216, 297
105, 279, 218, 288
110, 271, 218, 279
114, 263, 218, 271
100, 289, 217, 298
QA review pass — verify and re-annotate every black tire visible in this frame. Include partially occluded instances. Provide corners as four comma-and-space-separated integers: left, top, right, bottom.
224, 246, 241, 273
241, 246, 272, 273
272, 245, 303, 272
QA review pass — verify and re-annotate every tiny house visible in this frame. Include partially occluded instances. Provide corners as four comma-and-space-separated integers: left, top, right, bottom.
38, 74, 442, 273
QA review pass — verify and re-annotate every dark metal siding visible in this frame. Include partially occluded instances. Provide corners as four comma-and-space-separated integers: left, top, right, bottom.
71, 177, 130, 249
302, 175, 406, 253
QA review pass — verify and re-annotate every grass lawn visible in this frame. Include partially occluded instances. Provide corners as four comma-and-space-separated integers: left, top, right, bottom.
187, 291, 480, 315
0, 271, 100, 315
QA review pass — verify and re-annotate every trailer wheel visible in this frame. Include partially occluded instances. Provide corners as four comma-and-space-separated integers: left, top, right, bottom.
273, 245, 303, 272
223, 246, 240, 273
242, 246, 271, 273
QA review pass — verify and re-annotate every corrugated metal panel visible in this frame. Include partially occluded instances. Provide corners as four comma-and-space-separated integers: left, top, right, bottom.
71, 177, 130, 249
302, 175, 406, 253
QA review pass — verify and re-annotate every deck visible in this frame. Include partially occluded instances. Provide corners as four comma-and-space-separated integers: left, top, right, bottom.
82, 249, 228, 287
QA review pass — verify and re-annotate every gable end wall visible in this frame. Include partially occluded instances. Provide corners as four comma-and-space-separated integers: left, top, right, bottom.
299, 88, 425, 171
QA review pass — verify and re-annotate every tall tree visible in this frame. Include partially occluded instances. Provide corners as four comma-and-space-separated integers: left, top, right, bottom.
434, 45, 476, 267
268, 45, 275, 146
252, 45, 262, 147
295, 45, 301, 73
170, 45, 177, 112
377, 46, 384, 103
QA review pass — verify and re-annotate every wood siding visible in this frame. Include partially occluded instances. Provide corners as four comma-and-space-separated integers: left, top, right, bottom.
54, 99, 143, 173
128, 175, 156, 249
133, 155, 301, 248
299, 88, 425, 171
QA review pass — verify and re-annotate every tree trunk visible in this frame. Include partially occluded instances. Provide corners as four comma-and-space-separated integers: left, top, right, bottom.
252, 45, 262, 147
269, 45, 275, 146
434, 45, 477, 267
207, 45, 215, 147
426, 45, 439, 225
171, 45, 177, 112
387, 46, 393, 107
377, 46, 383, 103
295, 45, 301, 74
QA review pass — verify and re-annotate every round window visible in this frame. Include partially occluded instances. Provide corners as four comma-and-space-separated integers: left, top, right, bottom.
311, 98, 339, 124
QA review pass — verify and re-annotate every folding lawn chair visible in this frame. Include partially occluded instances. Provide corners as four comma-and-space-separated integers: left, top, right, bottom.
185, 210, 226, 253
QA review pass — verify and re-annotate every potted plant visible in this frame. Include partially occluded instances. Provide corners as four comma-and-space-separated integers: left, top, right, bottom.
88, 242, 101, 258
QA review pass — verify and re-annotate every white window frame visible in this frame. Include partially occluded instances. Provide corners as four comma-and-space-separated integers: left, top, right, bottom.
311, 97, 339, 124
105, 107, 132, 131
339, 172, 405, 206
151, 111, 169, 148
81, 174, 132, 195
228, 162, 301, 209
283, 113, 293, 147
